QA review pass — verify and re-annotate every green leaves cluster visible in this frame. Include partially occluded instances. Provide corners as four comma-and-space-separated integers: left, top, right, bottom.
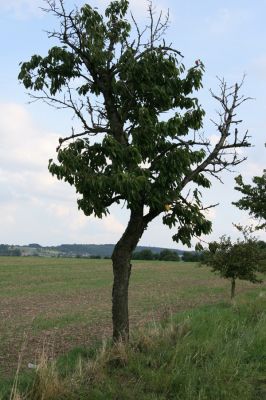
18, 48, 79, 96
234, 173, 266, 230
18, 1, 131, 96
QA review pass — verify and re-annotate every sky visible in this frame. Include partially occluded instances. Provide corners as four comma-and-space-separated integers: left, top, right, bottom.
0, 0, 265, 249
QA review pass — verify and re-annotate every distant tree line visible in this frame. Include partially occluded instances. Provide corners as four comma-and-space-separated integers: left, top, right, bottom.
0, 245, 21, 256
131, 249, 203, 262
132, 249, 180, 261
182, 252, 204, 262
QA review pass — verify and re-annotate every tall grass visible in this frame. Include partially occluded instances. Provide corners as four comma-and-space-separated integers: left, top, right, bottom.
1, 291, 265, 400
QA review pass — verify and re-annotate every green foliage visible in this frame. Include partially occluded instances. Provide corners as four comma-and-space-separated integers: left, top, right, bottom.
0, 245, 21, 256
18, 0, 215, 247
132, 249, 155, 260
158, 249, 180, 261
182, 251, 203, 262
255, 240, 266, 272
234, 172, 266, 230
132, 249, 180, 261
203, 236, 263, 297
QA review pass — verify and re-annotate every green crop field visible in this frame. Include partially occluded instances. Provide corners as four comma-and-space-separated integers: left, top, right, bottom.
0, 256, 265, 382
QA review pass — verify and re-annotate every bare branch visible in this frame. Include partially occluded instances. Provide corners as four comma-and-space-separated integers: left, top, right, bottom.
146, 0, 170, 47
181, 78, 251, 188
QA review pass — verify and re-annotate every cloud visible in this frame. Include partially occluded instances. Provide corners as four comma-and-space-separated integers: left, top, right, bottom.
45, 200, 125, 244
0, 102, 127, 245
102, 214, 125, 234
0, 103, 58, 171
0, 204, 17, 227
48, 204, 72, 218
47, 201, 125, 237
0, 0, 42, 18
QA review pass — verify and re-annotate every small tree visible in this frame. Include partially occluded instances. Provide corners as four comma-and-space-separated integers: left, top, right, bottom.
18, 0, 251, 341
203, 236, 262, 299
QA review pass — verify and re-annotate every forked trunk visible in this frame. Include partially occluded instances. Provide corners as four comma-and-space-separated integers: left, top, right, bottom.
111, 209, 146, 342
231, 277, 236, 300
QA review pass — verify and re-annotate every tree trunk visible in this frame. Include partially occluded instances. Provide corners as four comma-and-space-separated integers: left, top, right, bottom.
231, 277, 236, 300
111, 209, 146, 342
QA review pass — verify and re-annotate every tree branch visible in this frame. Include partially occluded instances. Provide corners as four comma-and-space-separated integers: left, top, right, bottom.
181, 78, 251, 188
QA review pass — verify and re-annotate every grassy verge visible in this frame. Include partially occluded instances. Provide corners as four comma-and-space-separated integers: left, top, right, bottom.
1, 291, 265, 400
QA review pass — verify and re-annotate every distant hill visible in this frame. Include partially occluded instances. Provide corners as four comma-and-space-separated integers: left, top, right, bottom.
5, 243, 184, 258
51, 244, 184, 257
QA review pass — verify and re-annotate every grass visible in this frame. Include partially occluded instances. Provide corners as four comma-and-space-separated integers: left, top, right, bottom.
1, 293, 266, 399
0, 256, 265, 399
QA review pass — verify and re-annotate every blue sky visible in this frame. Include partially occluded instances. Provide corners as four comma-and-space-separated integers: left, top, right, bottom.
0, 0, 265, 249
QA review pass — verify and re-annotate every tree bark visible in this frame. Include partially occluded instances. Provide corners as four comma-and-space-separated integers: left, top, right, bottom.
111, 208, 147, 342
231, 277, 236, 300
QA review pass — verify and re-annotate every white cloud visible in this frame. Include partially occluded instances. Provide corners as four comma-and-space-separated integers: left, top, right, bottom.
0, 102, 127, 245
102, 214, 125, 234
0, 204, 17, 226
0, 103, 58, 170
0, 0, 42, 18
48, 204, 71, 218
69, 211, 94, 231
48, 202, 124, 236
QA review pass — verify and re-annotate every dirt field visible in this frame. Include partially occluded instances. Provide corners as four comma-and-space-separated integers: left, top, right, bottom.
0, 256, 264, 377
